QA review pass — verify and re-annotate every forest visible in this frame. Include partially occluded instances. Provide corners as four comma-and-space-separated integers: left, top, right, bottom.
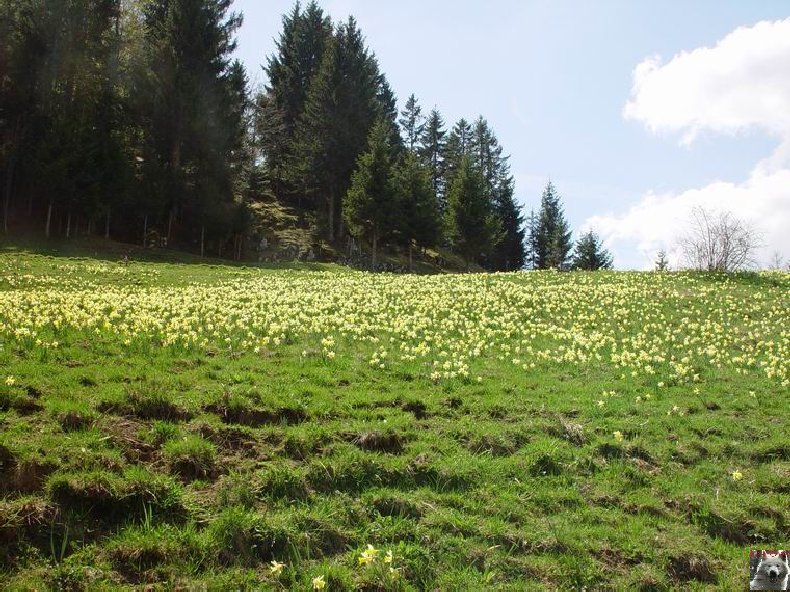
0, 0, 612, 271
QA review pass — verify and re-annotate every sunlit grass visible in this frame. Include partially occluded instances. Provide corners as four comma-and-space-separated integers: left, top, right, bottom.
0, 249, 787, 589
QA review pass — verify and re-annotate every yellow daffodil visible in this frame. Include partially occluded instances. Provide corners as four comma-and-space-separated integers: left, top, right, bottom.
269, 560, 285, 576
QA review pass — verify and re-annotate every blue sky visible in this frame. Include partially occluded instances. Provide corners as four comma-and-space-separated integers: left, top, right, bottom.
232, 0, 790, 269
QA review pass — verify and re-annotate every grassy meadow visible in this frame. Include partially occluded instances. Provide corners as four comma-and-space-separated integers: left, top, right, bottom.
0, 248, 788, 590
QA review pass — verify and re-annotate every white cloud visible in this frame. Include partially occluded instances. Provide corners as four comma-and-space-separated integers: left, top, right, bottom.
587, 19, 790, 269
623, 18, 790, 144
585, 167, 790, 269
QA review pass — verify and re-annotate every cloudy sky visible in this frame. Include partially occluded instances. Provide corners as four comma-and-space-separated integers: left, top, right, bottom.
232, 0, 790, 269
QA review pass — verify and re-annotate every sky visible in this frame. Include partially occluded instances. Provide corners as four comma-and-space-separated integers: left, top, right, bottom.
232, 0, 790, 269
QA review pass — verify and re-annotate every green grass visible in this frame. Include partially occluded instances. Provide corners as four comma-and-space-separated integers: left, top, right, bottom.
0, 246, 788, 590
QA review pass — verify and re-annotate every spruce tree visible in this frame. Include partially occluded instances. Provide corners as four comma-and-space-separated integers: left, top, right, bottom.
293, 16, 392, 241
443, 118, 473, 189
259, 1, 332, 203
393, 151, 440, 270
140, 0, 243, 243
534, 182, 572, 270
571, 230, 613, 270
343, 120, 395, 269
399, 94, 424, 151
446, 155, 500, 269
490, 173, 526, 271
470, 117, 503, 192
418, 108, 447, 215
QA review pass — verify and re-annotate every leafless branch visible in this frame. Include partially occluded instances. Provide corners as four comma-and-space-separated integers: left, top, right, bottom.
678, 206, 762, 272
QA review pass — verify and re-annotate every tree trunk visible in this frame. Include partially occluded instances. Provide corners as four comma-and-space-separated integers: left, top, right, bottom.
142, 214, 148, 247
409, 243, 413, 273
200, 224, 205, 258
218, 238, 223, 259
236, 234, 243, 261
327, 193, 335, 242
3, 151, 15, 235
168, 135, 181, 244
338, 196, 345, 239
45, 200, 53, 238
167, 206, 175, 245
105, 209, 111, 239
65, 210, 72, 239
372, 232, 377, 271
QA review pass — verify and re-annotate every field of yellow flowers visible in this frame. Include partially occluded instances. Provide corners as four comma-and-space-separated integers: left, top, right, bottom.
0, 250, 788, 590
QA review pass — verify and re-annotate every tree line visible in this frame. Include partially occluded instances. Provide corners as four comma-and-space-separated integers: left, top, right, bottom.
0, 0, 613, 270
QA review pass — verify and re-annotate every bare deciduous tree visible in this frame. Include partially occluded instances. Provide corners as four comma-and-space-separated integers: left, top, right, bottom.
679, 207, 762, 272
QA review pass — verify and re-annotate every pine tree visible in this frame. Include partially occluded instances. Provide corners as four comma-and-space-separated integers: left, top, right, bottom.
490, 173, 526, 271
571, 230, 613, 270
1, 0, 125, 238
399, 94, 424, 151
376, 76, 402, 152
535, 181, 572, 270
293, 16, 392, 241
393, 151, 440, 270
343, 120, 395, 269
470, 117, 503, 192
418, 108, 446, 215
139, 0, 243, 244
446, 155, 500, 268
259, 1, 332, 203
443, 118, 473, 189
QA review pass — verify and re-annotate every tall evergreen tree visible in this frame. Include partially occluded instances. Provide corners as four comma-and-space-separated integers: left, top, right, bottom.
399, 94, 424, 151
258, 1, 332, 202
571, 230, 613, 270
490, 173, 526, 271
343, 120, 395, 269
443, 118, 473, 189
418, 108, 446, 215
470, 116, 503, 192
393, 151, 440, 270
0, 0, 126, 238
445, 155, 500, 268
534, 181, 572, 270
293, 16, 394, 242
138, 0, 243, 244
375, 76, 402, 152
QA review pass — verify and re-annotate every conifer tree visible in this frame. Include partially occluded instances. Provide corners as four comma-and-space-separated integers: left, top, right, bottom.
534, 181, 572, 270
446, 155, 501, 268
443, 118, 473, 189
139, 0, 243, 243
393, 151, 440, 270
418, 108, 447, 214
571, 230, 613, 270
259, 1, 332, 202
343, 120, 395, 269
470, 117, 503, 192
490, 173, 526, 271
293, 16, 393, 241
399, 94, 424, 151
